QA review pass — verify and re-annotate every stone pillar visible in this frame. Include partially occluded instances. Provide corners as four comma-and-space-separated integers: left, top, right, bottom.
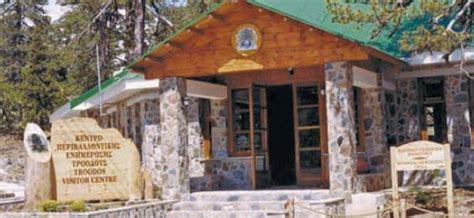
324, 62, 357, 198
396, 78, 421, 144
445, 74, 471, 147
158, 77, 190, 200
141, 98, 161, 190
210, 100, 228, 159
361, 88, 387, 173
187, 97, 205, 177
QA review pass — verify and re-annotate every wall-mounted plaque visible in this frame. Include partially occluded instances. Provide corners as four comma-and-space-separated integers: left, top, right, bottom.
232, 23, 262, 57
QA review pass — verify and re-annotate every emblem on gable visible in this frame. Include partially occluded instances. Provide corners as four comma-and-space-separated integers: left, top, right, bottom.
232, 24, 261, 57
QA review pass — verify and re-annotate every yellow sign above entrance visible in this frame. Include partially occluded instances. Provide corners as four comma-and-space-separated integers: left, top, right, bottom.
218, 59, 263, 73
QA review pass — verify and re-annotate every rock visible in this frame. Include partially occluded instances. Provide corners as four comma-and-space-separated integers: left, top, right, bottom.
51, 117, 143, 202
23, 123, 53, 210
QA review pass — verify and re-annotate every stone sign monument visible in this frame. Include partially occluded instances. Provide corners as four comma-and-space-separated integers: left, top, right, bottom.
390, 141, 454, 217
23, 123, 53, 209
51, 118, 142, 202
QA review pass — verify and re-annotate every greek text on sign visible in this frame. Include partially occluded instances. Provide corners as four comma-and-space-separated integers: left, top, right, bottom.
51, 118, 141, 202
394, 142, 445, 171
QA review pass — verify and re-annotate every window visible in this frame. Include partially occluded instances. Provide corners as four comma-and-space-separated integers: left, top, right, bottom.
231, 88, 267, 155
419, 77, 446, 143
295, 85, 321, 170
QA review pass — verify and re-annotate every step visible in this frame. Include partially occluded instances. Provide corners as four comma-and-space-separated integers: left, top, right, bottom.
172, 201, 286, 211
167, 210, 326, 218
189, 190, 332, 202
173, 200, 330, 211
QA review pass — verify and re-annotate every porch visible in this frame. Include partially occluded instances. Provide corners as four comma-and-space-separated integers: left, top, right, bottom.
139, 61, 391, 200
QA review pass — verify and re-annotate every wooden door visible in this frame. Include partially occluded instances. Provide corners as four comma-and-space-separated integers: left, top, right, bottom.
249, 84, 269, 189
293, 83, 327, 186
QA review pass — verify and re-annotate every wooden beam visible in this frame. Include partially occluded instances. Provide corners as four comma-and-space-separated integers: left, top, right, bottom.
366, 48, 408, 68
145, 56, 163, 64
397, 63, 474, 79
130, 66, 145, 74
208, 13, 224, 21
187, 27, 204, 35
186, 80, 227, 100
166, 42, 183, 49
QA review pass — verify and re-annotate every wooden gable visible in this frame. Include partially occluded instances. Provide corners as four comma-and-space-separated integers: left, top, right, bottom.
133, 1, 370, 79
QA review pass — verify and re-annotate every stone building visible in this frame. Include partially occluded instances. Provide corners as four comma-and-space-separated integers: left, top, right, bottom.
51, 0, 474, 200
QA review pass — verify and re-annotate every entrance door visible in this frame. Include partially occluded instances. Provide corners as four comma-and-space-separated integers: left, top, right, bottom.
246, 82, 327, 188
267, 85, 296, 186
249, 84, 269, 189
293, 83, 327, 186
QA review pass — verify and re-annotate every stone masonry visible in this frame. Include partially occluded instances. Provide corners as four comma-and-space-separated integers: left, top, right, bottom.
158, 77, 190, 200
361, 87, 388, 173
187, 97, 205, 178
210, 100, 228, 159
324, 61, 357, 197
384, 78, 421, 147
445, 74, 471, 147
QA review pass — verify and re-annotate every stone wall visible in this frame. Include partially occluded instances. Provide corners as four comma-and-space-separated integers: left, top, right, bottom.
383, 75, 474, 186
210, 158, 253, 190
445, 74, 471, 147
210, 100, 228, 159
395, 78, 422, 145
361, 88, 387, 173
452, 147, 474, 185
187, 97, 205, 178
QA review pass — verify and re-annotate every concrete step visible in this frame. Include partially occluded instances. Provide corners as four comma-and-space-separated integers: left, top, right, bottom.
188, 190, 331, 202
173, 200, 329, 211
167, 210, 326, 218
172, 200, 286, 211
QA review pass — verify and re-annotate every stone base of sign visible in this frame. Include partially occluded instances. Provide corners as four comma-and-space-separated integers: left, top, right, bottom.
23, 123, 53, 210
24, 156, 52, 210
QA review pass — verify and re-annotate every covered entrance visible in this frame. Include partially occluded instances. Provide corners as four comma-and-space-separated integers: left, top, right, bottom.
127, 0, 399, 197
226, 69, 329, 189
265, 83, 327, 187
267, 85, 295, 186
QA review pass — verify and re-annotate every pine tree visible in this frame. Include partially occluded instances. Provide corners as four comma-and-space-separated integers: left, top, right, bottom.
17, 22, 77, 128
0, 0, 50, 131
326, 0, 473, 60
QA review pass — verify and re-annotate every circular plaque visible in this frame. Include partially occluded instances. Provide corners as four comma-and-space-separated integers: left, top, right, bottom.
232, 23, 262, 57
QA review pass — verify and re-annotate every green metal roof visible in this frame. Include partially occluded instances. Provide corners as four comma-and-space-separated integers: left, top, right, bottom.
65, 1, 437, 113
247, 0, 423, 59
70, 68, 142, 109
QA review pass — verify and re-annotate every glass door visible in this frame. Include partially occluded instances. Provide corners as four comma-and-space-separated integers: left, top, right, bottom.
249, 84, 268, 189
293, 83, 324, 186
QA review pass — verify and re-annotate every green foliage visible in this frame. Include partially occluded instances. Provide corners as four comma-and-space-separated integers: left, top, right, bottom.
38, 200, 62, 212
69, 200, 87, 212
326, 0, 473, 56
408, 186, 434, 204
0, 1, 209, 132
